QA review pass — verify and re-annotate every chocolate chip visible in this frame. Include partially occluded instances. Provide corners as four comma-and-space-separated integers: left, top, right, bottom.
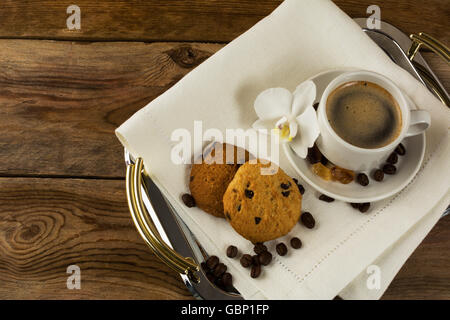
386, 152, 398, 164
245, 189, 254, 199
358, 202, 371, 213
350, 203, 359, 209
250, 264, 261, 278
254, 243, 267, 255
190, 176, 194, 181
319, 194, 334, 202
252, 255, 260, 266
237, 204, 241, 212
226, 245, 238, 258
213, 263, 227, 277
276, 243, 288, 256
281, 191, 290, 197
221, 272, 233, 287
357, 173, 369, 186
258, 251, 272, 266
297, 184, 305, 195
225, 212, 231, 220
300, 212, 315, 229
206, 255, 219, 270
281, 182, 291, 189
293, 178, 299, 184
240, 254, 252, 268
290, 237, 302, 249
254, 217, 261, 225
181, 193, 196, 208
395, 143, 406, 156
383, 164, 396, 175
373, 169, 384, 182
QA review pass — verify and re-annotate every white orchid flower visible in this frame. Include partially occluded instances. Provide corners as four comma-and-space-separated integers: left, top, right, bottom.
252, 80, 320, 159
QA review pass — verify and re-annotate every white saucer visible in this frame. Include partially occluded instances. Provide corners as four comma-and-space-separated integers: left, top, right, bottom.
283, 69, 426, 203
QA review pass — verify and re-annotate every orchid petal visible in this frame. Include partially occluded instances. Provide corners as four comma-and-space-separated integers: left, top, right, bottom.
254, 88, 292, 120
292, 80, 317, 116
289, 106, 320, 159
252, 119, 278, 132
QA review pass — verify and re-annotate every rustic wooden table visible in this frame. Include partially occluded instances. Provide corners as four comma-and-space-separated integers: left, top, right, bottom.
0, 0, 448, 300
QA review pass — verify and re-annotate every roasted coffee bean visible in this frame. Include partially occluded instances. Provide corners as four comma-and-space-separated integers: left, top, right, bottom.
395, 143, 406, 156
226, 245, 238, 258
206, 255, 219, 270
300, 212, 315, 229
297, 184, 305, 195
250, 264, 262, 278
358, 202, 371, 213
181, 193, 196, 208
254, 243, 267, 255
201, 262, 209, 272
373, 169, 384, 181
307, 145, 322, 164
281, 182, 291, 189
240, 254, 253, 268
319, 194, 335, 202
320, 155, 329, 166
383, 164, 396, 175
221, 272, 233, 287
357, 173, 369, 186
254, 217, 261, 225
350, 203, 359, 209
258, 251, 272, 266
245, 189, 254, 199
252, 255, 261, 266
276, 243, 288, 256
281, 191, 290, 197
206, 272, 216, 283
290, 237, 302, 249
386, 152, 398, 164
213, 263, 227, 277
313, 102, 319, 110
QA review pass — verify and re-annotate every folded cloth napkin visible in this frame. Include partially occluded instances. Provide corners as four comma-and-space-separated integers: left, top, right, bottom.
116, 0, 450, 299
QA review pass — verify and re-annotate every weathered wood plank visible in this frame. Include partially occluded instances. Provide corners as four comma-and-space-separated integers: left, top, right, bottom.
0, 177, 193, 299
0, 1, 448, 44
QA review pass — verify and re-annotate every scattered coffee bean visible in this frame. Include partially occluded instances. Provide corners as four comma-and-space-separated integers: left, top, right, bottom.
383, 163, 396, 175
358, 202, 371, 213
307, 145, 322, 164
245, 189, 254, 199
240, 254, 253, 268
254, 243, 267, 255
313, 102, 319, 110
373, 169, 384, 182
300, 212, 316, 229
357, 173, 369, 186
213, 263, 227, 277
250, 264, 262, 278
206, 255, 219, 270
206, 272, 216, 283
281, 182, 291, 190
290, 237, 302, 249
226, 245, 238, 258
258, 251, 272, 266
181, 193, 196, 208
297, 184, 305, 195
282, 191, 290, 197
386, 152, 398, 164
252, 255, 261, 266
201, 262, 209, 272
350, 203, 359, 209
319, 194, 334, 202
395, 143, 406, 156
221, 272, 233, 287
276, 243, 288, 256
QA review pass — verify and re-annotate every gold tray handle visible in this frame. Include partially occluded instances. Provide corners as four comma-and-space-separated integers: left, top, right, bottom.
408, 32, 450, 64
126, 157, 200, 283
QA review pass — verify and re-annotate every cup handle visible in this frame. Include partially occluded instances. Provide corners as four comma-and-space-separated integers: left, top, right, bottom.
405, 109, 431, 137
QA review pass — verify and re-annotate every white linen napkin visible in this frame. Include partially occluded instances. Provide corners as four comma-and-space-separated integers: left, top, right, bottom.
116, 0, 450, 299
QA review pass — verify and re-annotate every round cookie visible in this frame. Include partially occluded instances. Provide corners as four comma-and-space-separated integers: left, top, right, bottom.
189, 143, 250, 218
223, 161, 302, 243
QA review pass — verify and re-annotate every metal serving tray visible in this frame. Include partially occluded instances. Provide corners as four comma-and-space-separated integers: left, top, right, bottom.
124, 19, 450, 300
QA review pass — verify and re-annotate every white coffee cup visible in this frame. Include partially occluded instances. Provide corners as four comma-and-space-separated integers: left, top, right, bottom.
316, 70, 430, 171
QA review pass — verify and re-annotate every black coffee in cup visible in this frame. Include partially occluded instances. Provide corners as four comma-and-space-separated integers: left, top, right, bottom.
326, 81, 402, 149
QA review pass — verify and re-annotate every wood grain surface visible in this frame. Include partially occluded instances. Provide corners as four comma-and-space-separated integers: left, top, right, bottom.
0, 0, 448, 300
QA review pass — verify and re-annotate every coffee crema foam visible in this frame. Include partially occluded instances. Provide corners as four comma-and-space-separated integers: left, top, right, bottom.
326, 81, 402, 149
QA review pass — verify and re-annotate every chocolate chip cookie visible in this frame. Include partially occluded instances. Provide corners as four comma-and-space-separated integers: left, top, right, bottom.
189, 143, 250, 218
223, 161, 302, 242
